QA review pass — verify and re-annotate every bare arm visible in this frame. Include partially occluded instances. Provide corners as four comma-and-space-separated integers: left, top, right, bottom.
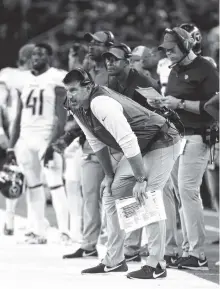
183, 100, 200, 114
204, 93, 219, 121
127, 153, 146, 179
8, 96, 22, 148
94, 146, 114, 177
48, 86, 67, 145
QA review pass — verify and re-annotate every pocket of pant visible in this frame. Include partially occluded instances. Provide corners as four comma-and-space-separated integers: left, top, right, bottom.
184, 137, 209, 162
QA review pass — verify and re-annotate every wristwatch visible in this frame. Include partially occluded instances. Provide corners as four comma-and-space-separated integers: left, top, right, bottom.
135, 176, 147, 183
178, 99, 185, 109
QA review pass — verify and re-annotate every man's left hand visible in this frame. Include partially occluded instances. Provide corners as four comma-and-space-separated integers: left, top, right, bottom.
133, 181, 147, 206
52, 138, 68, 154
43, 146, 54, 167
161, 95, 180, 110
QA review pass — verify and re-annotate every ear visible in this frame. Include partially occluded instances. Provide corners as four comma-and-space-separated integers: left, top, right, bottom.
123, 59, 129, 67
86, 85, 91, 92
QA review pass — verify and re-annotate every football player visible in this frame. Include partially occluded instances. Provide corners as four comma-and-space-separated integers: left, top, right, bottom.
7, 43, 70, 244
0, 44, 35, 235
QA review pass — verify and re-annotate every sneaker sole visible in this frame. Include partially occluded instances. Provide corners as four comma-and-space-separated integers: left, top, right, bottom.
63, 255, 98, 259
82, 271, 128, 275
168, 265, 179, 269
127, 275, 166, 280
179, 266, 209, 271
126, 256, 141, 262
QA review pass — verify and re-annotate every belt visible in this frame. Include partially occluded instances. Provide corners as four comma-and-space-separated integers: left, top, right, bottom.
142, 122, 170, 155
82, 153, 97, 161
184, 128, 203, 136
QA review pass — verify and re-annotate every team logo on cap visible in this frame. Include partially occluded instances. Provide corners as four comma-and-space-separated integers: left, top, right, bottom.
9, 184, 21, 198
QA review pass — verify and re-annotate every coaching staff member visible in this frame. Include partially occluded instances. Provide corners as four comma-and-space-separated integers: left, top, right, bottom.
55, 68, 181, 279
154, 27, 219, 270
102, 43, 159, 262
103, 43, 159, 107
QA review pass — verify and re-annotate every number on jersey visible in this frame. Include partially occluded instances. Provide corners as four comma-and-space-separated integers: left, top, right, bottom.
26, 89, 44, 115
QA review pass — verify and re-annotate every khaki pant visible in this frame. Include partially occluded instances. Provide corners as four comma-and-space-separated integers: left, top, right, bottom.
164, 135, 209, 259
102, 141, 181, 268
80, 155, 104, 250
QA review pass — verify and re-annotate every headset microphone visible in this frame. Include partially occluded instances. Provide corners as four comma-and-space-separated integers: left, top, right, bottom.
168, 53, 188, 69
165, 28, 194, 69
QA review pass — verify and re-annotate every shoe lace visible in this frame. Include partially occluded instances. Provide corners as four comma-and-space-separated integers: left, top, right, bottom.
142, 265, 153, 273
176, 256, 191, 263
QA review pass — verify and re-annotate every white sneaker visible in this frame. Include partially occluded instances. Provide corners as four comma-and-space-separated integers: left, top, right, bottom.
60, 233, 72, 246
25, 233, 47, 245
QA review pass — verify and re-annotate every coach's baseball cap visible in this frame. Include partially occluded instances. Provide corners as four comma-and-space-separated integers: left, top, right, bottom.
159, 27, 192, 50
84, 31, 108, 43
102, 47, 126, 60
131, 46, 152, 60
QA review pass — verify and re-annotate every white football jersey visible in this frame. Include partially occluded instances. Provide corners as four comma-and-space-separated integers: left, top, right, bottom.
20, 67, 67, 138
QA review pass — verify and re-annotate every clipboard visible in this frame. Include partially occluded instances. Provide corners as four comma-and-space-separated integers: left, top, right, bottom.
135, 87, 164, 100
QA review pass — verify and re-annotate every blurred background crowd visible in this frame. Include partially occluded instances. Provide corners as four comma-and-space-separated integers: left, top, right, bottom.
0, 0, 219, 70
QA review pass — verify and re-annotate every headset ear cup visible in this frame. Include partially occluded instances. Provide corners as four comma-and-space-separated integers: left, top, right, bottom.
183, 40, 189, 52
104, 31, 115, 46
183, 37, 194, 52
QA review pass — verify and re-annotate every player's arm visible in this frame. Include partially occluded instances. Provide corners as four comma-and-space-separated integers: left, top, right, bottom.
48, 86, 68, 145
8, 93, 22, 149
1, 105, 10, 140
6, 93, 22, 164
43, 86, 68, 165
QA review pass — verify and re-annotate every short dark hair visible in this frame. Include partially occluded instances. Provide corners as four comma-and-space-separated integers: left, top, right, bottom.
70, 43, 88, 64
63, 68, 93, 86
35, 43, 53, 56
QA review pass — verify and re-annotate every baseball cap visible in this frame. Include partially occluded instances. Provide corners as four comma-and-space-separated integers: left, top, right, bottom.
131, 46, 152, 60
158, 27, 192, 50
84, 31, 109, 43
18, 43, 35, 60
102, 47, 126, 60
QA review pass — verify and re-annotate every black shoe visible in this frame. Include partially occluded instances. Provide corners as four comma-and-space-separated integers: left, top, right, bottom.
178, 255, 209, 271
3, 224, 14, 236
125, 253, 141, 262
212, 239, 219, 245
164, 254, 179, 268
127, 264, 167, 279
81, 260, 128, 274
63, 248, 98, 259
167, 256, 189, 269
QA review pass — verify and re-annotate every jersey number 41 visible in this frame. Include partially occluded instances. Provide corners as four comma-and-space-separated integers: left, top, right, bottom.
26, 89, 44, 115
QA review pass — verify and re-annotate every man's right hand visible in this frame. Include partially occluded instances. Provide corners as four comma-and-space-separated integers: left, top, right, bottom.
147, 99, 164, 109
52, 138, 68, 154
6, 149, 17, 165
100, 175, 114, 197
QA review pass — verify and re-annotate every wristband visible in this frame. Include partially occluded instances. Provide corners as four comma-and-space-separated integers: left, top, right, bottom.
7, 148, 14, 152
135, 176, 147, 183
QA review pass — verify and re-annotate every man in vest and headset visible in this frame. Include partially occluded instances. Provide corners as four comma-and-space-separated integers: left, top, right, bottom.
53, 68, 181, 279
